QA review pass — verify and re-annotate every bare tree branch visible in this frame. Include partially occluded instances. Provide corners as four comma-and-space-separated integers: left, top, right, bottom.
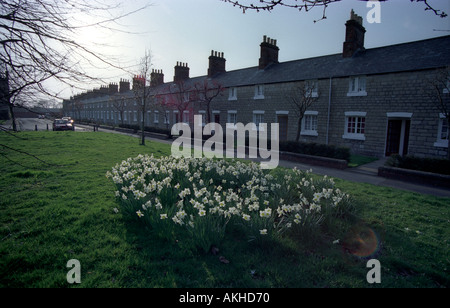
194, 80, 225, 124
133, 49, 154, 146
423, 67, 450, 159
0, 0, 152, 131
286, 81, 319, 142
220, 0, 447, 20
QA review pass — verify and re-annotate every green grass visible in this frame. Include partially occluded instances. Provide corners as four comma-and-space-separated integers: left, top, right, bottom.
0, 131, 449, 288
348, 154, 378, 168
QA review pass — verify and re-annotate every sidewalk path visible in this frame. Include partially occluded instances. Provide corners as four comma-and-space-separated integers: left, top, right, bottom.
277, 158, 450, 198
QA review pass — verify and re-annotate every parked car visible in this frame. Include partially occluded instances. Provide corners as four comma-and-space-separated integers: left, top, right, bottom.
53, 119, 74, 131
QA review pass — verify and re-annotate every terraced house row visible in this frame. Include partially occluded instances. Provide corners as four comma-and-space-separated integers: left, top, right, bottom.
63, 11, 450, 159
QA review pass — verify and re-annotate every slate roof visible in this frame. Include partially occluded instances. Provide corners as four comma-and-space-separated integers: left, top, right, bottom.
175, 34, 450, 89
75, 35, 450, 100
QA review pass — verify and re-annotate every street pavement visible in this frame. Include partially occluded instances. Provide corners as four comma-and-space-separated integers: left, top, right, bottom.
1, 118, 89, 132
2, 119, 449, 198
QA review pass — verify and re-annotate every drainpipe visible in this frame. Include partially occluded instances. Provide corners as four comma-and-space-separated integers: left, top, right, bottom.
326, 77, 333, 145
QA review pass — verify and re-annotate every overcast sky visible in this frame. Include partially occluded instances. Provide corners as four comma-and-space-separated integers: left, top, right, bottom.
60, 0, 449, 99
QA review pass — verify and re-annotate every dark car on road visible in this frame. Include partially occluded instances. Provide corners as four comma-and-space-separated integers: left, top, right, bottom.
53, 119, 74, 131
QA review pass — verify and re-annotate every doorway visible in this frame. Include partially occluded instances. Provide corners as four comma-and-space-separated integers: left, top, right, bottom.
277, 115, 289, 141
214, 114, 220, 124
385, 119, 410, 156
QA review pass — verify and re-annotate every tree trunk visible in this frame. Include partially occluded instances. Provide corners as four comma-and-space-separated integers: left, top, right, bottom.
8, 103, 17, 132
295, 116, 302, 142
141, 111, 146, 146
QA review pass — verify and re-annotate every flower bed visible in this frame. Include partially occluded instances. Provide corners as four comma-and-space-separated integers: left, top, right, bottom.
106, 155, 354, 252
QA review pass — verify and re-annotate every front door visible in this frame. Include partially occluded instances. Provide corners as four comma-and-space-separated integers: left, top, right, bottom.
386, 119, 410, 156
277, 115, 288, 141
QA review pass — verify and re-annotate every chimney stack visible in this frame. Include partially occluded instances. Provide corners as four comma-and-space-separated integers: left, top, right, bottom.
259, 35, 279, 70
343, 10, 366, 58
174, 62, 190, 82
133, 75, 146, 90
119, 79, 130, 93
109, 82, 118, 94
99, 85, 109, 95
150, 69, 164, 87
208, 50, 226, 78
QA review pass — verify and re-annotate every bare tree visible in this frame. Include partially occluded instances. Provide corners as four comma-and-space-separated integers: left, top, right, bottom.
73, 100, 84, 121
425, 67, 450, 159
220, 0, 447, 21
162, 80, 194, 126
0, 0, 150, 131
132, 50, 155, 146
194, 79, 225, 124
112, 95, 129, 127
287, 81, 320, 142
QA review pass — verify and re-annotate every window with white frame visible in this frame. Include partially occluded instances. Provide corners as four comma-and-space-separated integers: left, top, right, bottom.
254, 85, 264, 100
133, 111, 137, 122
227, 110, 237, 126
301, 111, 319, 136
305, 80, 319, 98
183, 110, 190, 124
434, 113, 449, 148
198, 111, 206, 127
154, 111, 159, 124
253, 111, 265, 130
229, 87, 238, 101
347, 76, 367, 96
343, 111, 366, 140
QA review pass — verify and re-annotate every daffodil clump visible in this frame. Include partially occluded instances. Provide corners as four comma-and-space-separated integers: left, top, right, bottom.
106, 155, 354, 252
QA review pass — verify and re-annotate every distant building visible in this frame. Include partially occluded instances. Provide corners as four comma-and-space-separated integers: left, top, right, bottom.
63, 10, 450, 159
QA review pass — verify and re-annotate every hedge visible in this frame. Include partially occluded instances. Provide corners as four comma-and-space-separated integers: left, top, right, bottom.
385, 154, 450, 176
279, 141, 351, 162
118, 124, 172, 136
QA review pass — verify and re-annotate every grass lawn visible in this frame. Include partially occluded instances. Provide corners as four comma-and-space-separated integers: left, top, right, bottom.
0, 131, 449, 288
348, 154, 379, 168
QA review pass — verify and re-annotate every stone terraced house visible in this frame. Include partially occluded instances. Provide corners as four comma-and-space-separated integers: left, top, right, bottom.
63, 11, 450, 159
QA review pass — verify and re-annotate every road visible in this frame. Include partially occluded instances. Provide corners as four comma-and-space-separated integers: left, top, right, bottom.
1, 118, 89, 132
